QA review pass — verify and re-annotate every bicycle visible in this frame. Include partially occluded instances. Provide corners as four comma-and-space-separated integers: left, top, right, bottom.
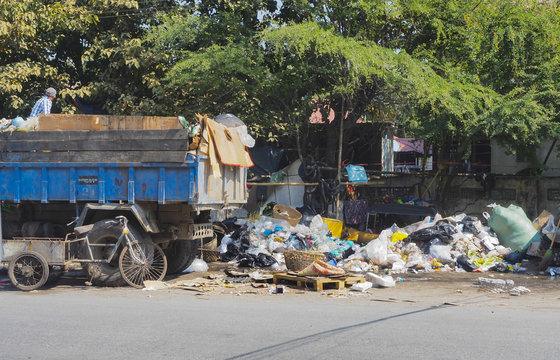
114, 216, 167, 288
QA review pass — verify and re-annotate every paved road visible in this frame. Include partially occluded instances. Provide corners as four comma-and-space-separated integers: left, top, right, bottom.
1, 273, 560, 360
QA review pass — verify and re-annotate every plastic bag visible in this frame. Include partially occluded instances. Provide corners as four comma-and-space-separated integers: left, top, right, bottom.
214, 113, 245, 127
487, 204, 540, 252
429, 244, 454, 264
456, 255, 478, 272
542, 215, 560, 238
17, 117, 38, 130
391, 232, 408, 242
403, 216, 433, 234
345, 164, 368, 183
184, 258, 209, 273
364, 229, 390, 265
237, 253, 277, 267
236, 125, 256, 148
407, 223, 457, 243
461, 216, 482, 234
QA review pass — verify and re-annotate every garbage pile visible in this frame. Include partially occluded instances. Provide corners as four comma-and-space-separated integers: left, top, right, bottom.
1, 117, 39, 132
211, 203, 552, 276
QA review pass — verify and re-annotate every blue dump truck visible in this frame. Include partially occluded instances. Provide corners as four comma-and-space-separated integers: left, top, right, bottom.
0, 114, 248, 289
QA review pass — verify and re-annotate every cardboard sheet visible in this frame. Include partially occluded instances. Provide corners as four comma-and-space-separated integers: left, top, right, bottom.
206, 118, 253, 167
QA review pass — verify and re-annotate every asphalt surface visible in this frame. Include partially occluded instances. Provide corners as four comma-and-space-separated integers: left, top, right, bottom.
1, 268, 560, 360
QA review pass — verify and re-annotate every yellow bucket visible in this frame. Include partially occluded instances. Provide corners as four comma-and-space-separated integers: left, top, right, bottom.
323, 218, 343, 238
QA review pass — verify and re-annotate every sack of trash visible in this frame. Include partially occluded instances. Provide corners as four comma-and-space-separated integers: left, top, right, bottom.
487, 204, 540, 252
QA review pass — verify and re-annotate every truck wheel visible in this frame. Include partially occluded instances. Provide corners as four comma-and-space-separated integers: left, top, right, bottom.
83, 219, 148, 287
9, 251, 50, 291
164, 240, 198, 274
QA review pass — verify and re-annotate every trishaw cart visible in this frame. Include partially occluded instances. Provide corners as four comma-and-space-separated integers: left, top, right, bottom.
1, 217, 167, 290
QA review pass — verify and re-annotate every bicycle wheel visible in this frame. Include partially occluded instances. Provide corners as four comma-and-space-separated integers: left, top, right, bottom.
119, 241, 167, 288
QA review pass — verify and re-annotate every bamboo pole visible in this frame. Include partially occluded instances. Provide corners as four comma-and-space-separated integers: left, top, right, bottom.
335, 99, 345, 219
247, 181, 385, 186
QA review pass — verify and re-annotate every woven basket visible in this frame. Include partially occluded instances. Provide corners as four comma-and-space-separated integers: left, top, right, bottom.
199, 248, 221, 262
273, 204, 302, 227
284, 250, 325, 272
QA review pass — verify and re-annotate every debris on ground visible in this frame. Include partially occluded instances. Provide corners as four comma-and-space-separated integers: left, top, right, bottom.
510, 286, 531, 296
178, 202, 560, 295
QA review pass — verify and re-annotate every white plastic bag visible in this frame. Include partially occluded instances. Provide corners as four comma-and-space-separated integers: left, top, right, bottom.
184, 258, 209, 273
542, 215, 559, 238
364, 229, 390, 265
236, 125, 256, 148
217, 235, 233, 253
429, 244, 454, 264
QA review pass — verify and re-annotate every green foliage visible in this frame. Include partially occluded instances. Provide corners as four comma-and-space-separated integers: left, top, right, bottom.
0, 0, 94, 117
1, 0, 560, 170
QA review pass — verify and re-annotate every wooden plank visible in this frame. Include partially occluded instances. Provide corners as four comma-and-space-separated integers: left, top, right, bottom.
0, 150, 188, 163
1, 139, 189, 152
344, 276, 366, 286
37, 114, 183, 131
0, 129, 188, 142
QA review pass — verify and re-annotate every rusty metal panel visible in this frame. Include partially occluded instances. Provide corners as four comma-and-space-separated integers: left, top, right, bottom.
1, 238, 66, 265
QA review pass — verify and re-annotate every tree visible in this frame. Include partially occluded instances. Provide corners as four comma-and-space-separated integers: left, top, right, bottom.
0, 0, 93, 117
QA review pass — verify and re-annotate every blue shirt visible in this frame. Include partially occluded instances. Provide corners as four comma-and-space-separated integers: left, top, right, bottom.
30, 96, 52, 118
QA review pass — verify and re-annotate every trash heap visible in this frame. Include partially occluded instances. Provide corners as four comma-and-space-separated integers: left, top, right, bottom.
0, 117, 39, 132
217, 215, 354, 271
339, 213, 514, 274
214, 203, 550, 275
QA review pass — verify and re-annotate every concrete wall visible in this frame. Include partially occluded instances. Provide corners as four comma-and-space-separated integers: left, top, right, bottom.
491, 139, 560, 176
375, 174, 560, 219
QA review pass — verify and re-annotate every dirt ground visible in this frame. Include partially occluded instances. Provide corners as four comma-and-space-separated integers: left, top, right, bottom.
2, 260, 559, 310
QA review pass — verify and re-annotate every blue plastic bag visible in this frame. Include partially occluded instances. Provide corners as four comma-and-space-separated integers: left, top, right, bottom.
345, 165, 368, 183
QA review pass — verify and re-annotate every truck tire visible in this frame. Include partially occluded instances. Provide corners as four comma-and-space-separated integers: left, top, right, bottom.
83, 219, 148, 287
164, 240, 198, 274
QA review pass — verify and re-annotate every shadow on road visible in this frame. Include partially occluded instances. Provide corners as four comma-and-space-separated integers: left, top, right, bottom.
226, 303, 454, 360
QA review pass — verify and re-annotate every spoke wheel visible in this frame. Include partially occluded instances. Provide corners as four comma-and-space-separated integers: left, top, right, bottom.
8, 251, 50, 291
119, 242, 167, 289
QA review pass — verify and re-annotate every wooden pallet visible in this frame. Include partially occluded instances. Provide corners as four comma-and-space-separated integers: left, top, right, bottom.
273, 273, 365, 291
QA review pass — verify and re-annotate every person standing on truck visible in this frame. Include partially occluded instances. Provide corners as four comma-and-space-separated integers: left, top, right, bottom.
30, 88, 56, 118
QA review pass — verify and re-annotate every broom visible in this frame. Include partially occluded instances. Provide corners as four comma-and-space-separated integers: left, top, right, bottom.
538, 216, 560, 271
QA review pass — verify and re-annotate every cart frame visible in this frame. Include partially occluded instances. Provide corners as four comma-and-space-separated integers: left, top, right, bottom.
2, 216, 167, 290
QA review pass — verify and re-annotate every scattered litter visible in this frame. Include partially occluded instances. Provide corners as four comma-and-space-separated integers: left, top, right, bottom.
351, 281, 373, 292
366, 272, 395, 287
477, 277, 515, 287
251, 283, 268, 288
142, 280, 168, 291
269, 285, 288, 294
225, 269, 250, 277
510, 286, 531, 296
